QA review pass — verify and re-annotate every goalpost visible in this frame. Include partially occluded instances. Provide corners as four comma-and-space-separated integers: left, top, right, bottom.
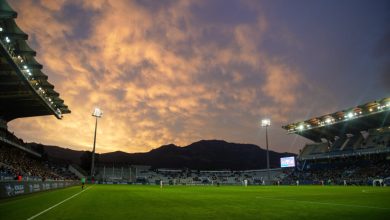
372, 179, 384, 187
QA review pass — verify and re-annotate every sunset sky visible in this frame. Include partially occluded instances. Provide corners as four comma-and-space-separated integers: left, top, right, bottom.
7, 0, 389, 154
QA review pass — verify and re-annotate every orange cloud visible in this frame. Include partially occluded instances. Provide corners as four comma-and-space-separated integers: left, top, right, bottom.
7, 0, 308, 153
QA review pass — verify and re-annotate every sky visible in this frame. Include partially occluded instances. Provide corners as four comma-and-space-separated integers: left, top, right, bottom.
7, 0, 390, 154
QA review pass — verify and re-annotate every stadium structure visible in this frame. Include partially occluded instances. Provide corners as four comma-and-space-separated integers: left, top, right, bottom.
282, 97, 390, 185
0, 0, 78, 199
0, 1, 389, 219
283, 97, 390, 160
0, 1, 70, 122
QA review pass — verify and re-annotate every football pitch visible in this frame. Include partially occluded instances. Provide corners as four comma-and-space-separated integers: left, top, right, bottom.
1, 185, 390, 220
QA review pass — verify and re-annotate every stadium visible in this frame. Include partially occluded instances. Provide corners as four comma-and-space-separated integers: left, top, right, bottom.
1, 0, 390, 219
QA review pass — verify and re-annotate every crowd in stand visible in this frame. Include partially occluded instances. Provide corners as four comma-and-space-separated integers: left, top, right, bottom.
0, 126, 78, 181
0, 144, 77, 181
282, 155, 390, 185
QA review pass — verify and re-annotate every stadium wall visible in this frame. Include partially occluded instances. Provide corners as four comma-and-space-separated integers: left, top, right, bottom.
0, 180, 79, 199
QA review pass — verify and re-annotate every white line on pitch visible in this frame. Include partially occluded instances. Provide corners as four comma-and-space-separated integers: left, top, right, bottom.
255, 196, 390, 210
27, 186, 93, 220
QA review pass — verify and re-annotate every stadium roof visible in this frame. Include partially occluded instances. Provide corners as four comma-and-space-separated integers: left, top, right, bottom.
282, 97, 390, 142
0, 0, 70, 121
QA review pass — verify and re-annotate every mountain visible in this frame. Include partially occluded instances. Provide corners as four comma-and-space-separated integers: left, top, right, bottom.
28, 143, 85, 164
32, 140, 295, 170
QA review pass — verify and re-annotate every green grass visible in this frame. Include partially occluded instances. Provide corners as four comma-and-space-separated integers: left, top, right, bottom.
1, 185, 390, 219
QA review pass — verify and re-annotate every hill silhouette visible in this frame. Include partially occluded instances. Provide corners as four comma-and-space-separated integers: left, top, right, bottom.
30, 140, 295, 170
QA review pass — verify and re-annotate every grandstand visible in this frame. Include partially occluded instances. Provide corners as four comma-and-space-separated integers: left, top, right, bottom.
0, 0, 76, 197
95, 165, 286, 185
282, 97, 390, 185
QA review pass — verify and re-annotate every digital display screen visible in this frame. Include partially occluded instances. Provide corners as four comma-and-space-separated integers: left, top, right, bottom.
280, 156, 295, 168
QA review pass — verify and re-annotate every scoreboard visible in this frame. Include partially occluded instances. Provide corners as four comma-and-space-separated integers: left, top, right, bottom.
280, 156, 295, 168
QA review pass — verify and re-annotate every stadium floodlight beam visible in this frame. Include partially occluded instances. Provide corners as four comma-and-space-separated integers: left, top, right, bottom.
91, 107, 103, 181
261, 119, 271, 184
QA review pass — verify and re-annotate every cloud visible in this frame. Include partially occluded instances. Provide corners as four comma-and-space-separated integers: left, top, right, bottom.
7, 0, 308, 153
373, 31, 390, 91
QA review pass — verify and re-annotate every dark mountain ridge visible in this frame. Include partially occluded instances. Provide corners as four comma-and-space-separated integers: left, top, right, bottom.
29, 140, 295, 170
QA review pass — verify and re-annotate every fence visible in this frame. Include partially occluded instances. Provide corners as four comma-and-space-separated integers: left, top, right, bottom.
0, 180, 79, 199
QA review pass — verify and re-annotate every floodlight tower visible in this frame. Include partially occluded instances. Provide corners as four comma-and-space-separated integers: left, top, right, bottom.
261, 119, 271, 184
91, 107, 103, 180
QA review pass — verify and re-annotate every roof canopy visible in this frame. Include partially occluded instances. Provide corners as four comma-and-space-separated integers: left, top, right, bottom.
0, 0, 70, 121
282, 97, 390, 142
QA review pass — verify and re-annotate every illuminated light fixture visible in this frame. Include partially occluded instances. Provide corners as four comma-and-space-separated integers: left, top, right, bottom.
261, 119, 271, 127
20, 59, 23, 63
5, 36, 10, 43
347, 112, 354, 118
93, 107, 103, 118
0, 27, 3, 32
298, 124, 304, 130
17, 55, 21, 59
369, 108, 373, 112
359, 111, 362, 114
23, 65, 27, 69
325, 118, 332, 124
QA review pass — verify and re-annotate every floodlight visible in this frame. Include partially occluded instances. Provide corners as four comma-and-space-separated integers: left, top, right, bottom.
92, 107, 103, 117
347, 112, 353, 118
298, 124, 304, 130
91, 107, 103, 178
5, 36, 10, 43
325, 118, 332, 124
0, 27, 3, 32
261, 119, 271, 127
260, 118, 271, 183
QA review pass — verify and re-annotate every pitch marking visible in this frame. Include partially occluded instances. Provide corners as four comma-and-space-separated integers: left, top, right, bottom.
27, 186, 93, 220
255, 196, 390, 210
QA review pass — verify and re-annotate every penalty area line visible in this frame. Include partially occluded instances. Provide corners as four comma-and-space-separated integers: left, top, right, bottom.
255, 196, 390, 210
27, 186, 93, 220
